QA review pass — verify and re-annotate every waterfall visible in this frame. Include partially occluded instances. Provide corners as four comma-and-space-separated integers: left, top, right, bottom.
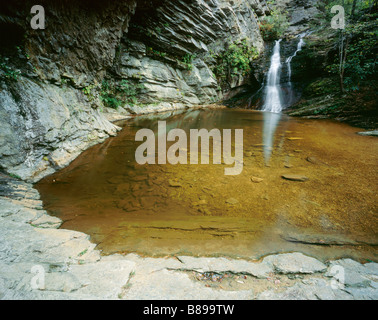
262, 39, 283, 113
286, 35, 305, 84
260, 34, 309, 164
285, 32, 310, 107
261, 40, 283, 165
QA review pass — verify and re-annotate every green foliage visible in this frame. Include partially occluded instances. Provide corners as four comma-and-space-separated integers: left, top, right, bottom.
82, 84, 95, 100
303, 78, 340, 97
117, 79, 144, 105
100, 79, 144, 109
78, 248, 88, 257
146, 47, 167, 59
182, 53, 196, 71
259, 9, 289, 41
0, 57, 21, 81
155, 27, 162, 34
308, 1, 377, 92
326, 12, 377, 91
100, 80, 121, 109
313, 102, 343, 115
102, 95, 122, 109
8, 172, 22, 180
211, 39, 259, 89
319, 0, 374, 18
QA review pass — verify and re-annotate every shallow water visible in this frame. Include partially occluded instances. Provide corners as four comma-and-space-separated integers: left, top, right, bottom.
36, 108, 378, 262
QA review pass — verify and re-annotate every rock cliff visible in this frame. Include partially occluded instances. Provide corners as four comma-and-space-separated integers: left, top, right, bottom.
0, 0, 269, 181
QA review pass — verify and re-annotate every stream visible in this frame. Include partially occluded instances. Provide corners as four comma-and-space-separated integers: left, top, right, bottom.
35, 108, 378, 262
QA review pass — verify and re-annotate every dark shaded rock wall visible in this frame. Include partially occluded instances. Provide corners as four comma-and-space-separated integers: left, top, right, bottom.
1, 0, 138, 86
0, 0, 138, 181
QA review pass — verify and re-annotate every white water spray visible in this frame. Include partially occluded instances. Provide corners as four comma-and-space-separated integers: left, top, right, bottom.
286, 35, 305, 83
262, 39, 283, 113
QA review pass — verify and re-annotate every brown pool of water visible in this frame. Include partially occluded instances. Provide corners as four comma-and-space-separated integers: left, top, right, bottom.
35, 109, 378, 262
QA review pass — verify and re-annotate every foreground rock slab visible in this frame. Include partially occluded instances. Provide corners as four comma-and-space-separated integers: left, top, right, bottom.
262, 252, 327, 274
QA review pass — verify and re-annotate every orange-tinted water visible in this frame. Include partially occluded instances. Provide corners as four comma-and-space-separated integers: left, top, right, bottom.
35, 109, 378, 262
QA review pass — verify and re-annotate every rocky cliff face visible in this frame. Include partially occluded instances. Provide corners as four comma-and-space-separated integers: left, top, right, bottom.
233, 0, 323, 109
1, 0, 138, 87
0, 0, 269, 181
112, 0, 267, 108
0, 78, 120, 182
0, 0, 139, 181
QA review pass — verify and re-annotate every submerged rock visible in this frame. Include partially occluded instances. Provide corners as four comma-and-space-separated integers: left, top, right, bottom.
192, 200, 207, 206
168, 179, 183, 187
226, 198, 239, 205
287, 137, 304, 141
282, 174, 309, 182
251, 176, 264, 183
306, 156, 318, 164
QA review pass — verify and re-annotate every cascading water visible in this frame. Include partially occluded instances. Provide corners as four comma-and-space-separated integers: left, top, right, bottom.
286, 35, 305, 83
261, 40, 283, 164
262, 39, 283, 113
260, 34, 310, 164
285, 34, 305, 107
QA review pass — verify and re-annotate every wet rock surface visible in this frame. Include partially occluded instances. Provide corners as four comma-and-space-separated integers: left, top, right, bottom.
0, 175, 377, 300
0, 78, 120, 182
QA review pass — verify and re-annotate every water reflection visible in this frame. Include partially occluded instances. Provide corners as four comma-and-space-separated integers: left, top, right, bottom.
130, 108, 282, 166
262, 112, 282, 165
35, 108, 378, 261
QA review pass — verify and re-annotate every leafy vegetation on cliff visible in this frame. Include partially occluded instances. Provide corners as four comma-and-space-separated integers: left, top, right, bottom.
0, 56, 21, 81
287, 0, 377, 128
210, 39, 259, 91
328, 17, 377, 93
259, 7, 289, 41
316, 0, 377, 93
100, 79, 145, 109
